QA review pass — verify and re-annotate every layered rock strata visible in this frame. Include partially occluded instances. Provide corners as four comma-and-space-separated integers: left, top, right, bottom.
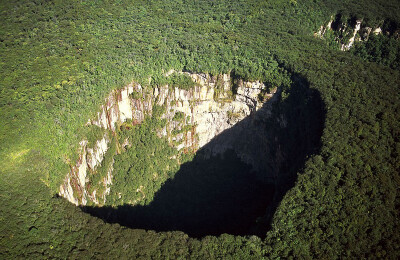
59, 72, 277, 205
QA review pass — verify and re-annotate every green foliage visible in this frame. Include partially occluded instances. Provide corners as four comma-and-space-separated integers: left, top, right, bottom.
169, 73, 198, 90
1, 0, 400, 259
129, 90, 143, 100
151, 73, 197, 90
107, 115, 180, 206
351, 34, 400, 69
84, 125, 107, 148
172, 111, 185, 121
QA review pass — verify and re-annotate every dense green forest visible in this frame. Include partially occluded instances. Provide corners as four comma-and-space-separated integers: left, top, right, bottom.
352, 34, 400, 69
1, 0, 400, 258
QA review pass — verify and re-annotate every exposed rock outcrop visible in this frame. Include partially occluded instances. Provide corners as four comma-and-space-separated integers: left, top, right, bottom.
59, 72, 278, 206
315, 15, 391, 51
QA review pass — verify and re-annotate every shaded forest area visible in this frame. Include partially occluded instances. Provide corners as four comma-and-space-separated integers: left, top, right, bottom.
84, 149, 275, 238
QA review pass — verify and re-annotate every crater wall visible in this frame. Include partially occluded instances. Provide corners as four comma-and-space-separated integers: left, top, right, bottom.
59, 72, 278, 206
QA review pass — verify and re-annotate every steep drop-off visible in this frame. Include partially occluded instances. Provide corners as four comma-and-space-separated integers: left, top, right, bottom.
59, 72, 278, 206
75, 72, 325, 237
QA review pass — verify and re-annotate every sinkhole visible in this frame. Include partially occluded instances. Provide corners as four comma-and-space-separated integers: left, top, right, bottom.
81, 74, 325, 238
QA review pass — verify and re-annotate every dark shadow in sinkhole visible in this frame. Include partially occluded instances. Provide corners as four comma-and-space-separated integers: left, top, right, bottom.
81, 73, 325, 238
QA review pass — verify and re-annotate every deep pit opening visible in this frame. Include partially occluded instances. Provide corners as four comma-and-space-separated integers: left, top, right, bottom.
84, 149, 274, 238
81, 73, 325, 239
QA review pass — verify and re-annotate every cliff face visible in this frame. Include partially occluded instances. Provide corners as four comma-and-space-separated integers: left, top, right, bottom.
59, 72, 277, 206
315, 17, 366, 51
314, 15, 399, 51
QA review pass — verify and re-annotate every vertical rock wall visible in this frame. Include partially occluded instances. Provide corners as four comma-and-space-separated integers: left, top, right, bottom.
315, 16, 387, 51
59, 72, 277, 206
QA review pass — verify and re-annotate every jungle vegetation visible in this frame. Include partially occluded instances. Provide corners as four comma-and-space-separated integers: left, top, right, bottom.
1, 0, 399, 258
